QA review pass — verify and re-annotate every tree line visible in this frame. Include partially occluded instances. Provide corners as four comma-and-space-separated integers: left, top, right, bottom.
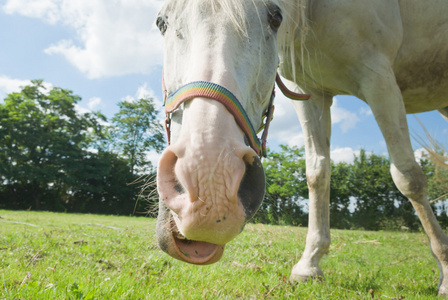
256, 145, 448, 231
1, 81, 447, 231
0, 80, 164, 215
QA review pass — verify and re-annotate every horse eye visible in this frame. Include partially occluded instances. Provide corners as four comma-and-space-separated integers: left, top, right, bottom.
157, 16, 168, 35
269, 11, 283, 31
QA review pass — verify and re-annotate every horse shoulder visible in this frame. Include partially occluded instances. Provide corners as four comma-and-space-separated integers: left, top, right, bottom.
294, 0, 402, 96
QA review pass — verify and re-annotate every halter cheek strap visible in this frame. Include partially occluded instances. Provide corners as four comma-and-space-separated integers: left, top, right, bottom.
163, 73, 311, 157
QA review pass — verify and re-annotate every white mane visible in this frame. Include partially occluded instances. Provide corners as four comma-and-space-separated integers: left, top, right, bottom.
164, 0, 310, 85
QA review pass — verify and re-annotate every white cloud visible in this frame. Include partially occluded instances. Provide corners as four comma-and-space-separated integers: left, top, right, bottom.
414, 148, 429, 163
2, 0, 61, 24
135, 83, 164, 109
359, 106, 373, 116
267, 92, 304, 148
331, 147, 359, 164
0, 76, 53, 99
329, 147, 372, 164
74, 104, 91, 115
123, 83, 163, 109
146, 150, 162, 168
267, 95, 362, 150
0, 76, 31, 99
3, 0, 164, 79
74, 103, 111, 127
331, 97, 360, 133
136, 84, 154, 100
87, 97, 102, 110
268, 94, 361, 149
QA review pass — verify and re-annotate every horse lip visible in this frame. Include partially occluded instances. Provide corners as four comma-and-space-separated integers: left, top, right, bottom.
169, 220, 226, 265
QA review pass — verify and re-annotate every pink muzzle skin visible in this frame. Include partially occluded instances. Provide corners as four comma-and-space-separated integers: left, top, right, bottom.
162, 72, 311, 157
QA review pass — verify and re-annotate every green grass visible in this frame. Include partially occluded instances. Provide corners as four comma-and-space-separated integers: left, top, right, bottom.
0, 210, 440, 299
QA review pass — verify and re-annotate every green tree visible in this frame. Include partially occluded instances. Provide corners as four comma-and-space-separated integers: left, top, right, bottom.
0, 80, 151, 215
255, 145, 308, 225
0, 80, 105, 210
349, 149, 419, 230
329, 161, 353, 229
413, 118, 448, 214
66, 151, 147, 215
418, 154, 448, 229
109, 97, 165, 175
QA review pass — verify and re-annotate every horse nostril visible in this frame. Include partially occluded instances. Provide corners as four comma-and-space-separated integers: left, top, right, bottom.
238, 154, 265, 221
174, 183, 185, 194
157, 148, 186, 212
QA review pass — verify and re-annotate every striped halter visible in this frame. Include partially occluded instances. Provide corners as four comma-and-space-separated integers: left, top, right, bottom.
163, 73, 310, 157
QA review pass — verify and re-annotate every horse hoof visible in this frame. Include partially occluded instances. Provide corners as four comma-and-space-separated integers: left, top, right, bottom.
439, 283, 448, 297
439, 292, 448, 298
289, 263, 324, 283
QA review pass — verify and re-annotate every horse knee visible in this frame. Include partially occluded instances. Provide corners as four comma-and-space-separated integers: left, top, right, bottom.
306, 160, 331, 191
390, 163, 427, 201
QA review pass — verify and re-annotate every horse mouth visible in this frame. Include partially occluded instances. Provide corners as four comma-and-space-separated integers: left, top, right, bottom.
169, 219, 226, 265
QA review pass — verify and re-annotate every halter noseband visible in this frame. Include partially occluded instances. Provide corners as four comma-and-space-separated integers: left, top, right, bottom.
163, 73, 310, 157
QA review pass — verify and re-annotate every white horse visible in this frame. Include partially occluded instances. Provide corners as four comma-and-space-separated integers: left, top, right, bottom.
155, 0, 448, 295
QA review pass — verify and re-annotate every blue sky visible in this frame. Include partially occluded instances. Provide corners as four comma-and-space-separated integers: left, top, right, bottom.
1, 0, 447, 165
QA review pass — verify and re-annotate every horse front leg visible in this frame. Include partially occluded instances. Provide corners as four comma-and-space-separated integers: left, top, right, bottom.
290, 92, 333, 282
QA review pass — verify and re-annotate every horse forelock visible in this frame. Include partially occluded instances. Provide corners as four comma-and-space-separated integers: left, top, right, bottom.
165, 0, 309, 82
166, 0, 308, 38
207, 0, 310, 81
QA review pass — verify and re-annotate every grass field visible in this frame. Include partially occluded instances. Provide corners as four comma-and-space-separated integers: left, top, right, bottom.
0, 210, 441, 299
